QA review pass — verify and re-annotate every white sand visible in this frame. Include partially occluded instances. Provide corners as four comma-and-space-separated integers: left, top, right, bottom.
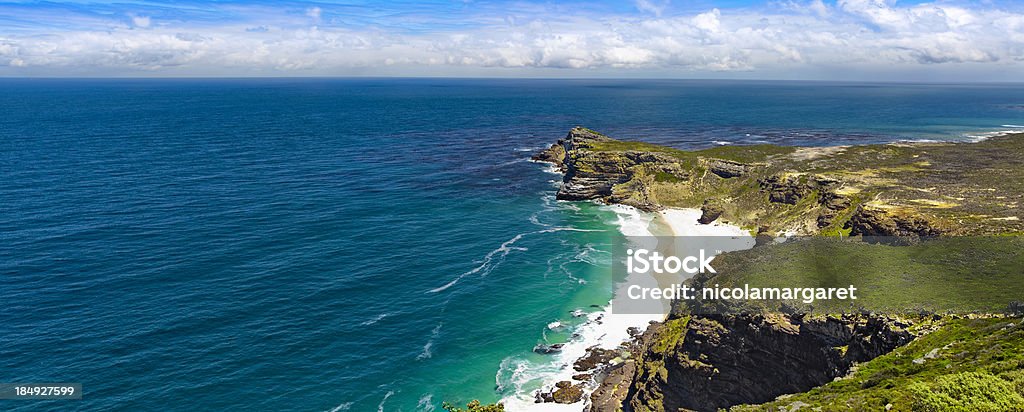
658, 208, 753, 238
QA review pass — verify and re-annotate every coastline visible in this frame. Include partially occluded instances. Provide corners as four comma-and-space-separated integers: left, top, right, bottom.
507, 161, 755, 411
503, 204, 754, 411
524, 126, 1024, 411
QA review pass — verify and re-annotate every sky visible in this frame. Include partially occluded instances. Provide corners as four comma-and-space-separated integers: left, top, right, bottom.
1, 0, 1024, 80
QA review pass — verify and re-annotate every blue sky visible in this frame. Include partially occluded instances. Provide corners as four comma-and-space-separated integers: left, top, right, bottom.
2, 0, 1024, 79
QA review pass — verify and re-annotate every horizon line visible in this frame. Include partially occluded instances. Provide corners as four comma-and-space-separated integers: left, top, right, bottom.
3, 76, 1024, 86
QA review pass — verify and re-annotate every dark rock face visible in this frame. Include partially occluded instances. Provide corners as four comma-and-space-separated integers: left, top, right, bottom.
1009, 301, 1024, 316
540, 127, 666, 211
760, 174, 842, 206
816, 190, 852, 227
587, 359, 636, 412
574, 347, 618, 371
625, 313, 914, 412
536, 381, 585, 404
531, 143, 566, 167
846, 206, 941, 237
533, 343, 564, 354
698, 202, 724, 224
553, 128, 628, 201
760, 175, 812, 204
709, 159, 749, 178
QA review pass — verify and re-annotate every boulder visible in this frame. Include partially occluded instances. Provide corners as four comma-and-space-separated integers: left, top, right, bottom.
698, 201, 724, 224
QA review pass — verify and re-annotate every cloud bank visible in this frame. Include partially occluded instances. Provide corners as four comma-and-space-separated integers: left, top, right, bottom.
0, 0, 1023, 79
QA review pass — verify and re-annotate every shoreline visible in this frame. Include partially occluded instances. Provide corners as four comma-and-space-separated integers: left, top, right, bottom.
516, 125, 1023, 410
502, 201, 754, 411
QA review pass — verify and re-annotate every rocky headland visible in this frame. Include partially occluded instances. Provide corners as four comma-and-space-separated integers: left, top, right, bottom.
535, 126, 1024, 237
530, 127, 1024, 411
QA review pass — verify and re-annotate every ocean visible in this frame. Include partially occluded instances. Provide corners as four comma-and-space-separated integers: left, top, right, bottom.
2, 79, 1022, 411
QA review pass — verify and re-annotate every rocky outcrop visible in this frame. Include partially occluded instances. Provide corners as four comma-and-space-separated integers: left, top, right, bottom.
623, 313, 915, 412
587, 358, 636, 412
574, 347, 619, 371
535, 127, 673, 210
709, 159, 748, 178
698, 201, 723, 224
846, 205, 943, 237
536, 381, 586, 404
531, 143, 566, 168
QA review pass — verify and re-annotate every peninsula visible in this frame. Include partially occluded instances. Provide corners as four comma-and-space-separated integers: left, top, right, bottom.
522, 127, 1024, 411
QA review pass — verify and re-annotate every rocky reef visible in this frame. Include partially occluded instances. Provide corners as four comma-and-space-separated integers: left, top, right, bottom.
535, 127, 1024, 237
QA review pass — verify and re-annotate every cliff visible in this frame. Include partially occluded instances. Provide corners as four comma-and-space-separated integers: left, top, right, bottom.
615, 313, 916, 412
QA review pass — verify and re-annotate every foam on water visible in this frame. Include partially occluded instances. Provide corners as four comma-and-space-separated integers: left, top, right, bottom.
428, 233, 529, 293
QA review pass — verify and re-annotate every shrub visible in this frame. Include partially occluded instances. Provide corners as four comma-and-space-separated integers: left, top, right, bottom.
910, 372, 1024, 412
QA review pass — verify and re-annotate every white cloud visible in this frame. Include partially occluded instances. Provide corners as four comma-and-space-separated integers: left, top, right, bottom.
131, 15, 151, 28
306, 7, 321, 21
692, 8, 721, 33
0, 3, 1022, 79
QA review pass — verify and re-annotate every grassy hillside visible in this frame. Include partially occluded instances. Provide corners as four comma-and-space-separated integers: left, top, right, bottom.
695, 236, 1024, 315
732, 317, 1024, 411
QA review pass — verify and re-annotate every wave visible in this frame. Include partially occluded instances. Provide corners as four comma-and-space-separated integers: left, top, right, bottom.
417, 323, 443, 360
360, 312, 391, 326
497, 203, 758, 411
417, 394, 434, 411
378, 390, 395, 412
896, 138, 940, 143
1002, 124, 1024, 128
964, 129, 1019, 142
498, 159, 529, 167
495, 356, 530, 393
427, 233, 528, 293
429, 226, 602, 293
326, 402, 353, 412
515, 146, 544, 152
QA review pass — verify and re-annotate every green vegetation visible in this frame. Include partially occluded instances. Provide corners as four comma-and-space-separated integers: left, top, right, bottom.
651, 316, 690, 353
732, 317, 1024, 411
693, 144, 797, 163
544, 127, 1024, 411
702, 236, 1024, 314
910, 372, 1024, 411
565, 127, 1024, 235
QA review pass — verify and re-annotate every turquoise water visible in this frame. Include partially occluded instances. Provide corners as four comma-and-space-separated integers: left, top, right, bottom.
2, 79, 1023, 411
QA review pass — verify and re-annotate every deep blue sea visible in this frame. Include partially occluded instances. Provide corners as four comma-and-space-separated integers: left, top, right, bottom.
2, 79, 1023, 411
